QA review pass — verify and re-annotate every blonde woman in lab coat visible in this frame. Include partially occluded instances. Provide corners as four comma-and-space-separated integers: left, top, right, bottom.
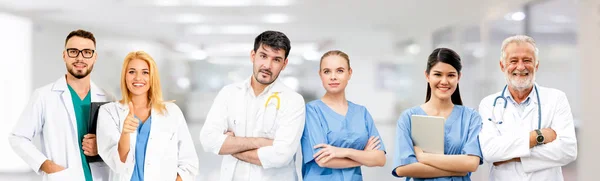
96, 51, 199, 181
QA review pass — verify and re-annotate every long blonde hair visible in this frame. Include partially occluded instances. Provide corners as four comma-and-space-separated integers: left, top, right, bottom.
118, 51, 166, 114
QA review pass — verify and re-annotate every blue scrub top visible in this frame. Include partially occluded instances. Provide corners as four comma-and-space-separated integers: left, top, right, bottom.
301, 100, 386, 181
131, 116, 152, 181
391, 105, 483, 181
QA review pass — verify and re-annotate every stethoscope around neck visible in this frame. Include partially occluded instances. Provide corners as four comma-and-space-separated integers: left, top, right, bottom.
488, 85, 542, 130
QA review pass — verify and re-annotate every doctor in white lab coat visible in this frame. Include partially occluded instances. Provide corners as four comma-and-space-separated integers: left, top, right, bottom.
9, 29, 112, 181
478, 35, 577, 181
199, 30, 306, 181
96, 51, 199, 181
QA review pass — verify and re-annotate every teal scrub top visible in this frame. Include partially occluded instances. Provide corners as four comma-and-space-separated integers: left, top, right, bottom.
67, 84, 93, 181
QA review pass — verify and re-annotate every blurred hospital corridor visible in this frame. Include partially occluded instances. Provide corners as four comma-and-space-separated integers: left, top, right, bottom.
1, 0, 599, 180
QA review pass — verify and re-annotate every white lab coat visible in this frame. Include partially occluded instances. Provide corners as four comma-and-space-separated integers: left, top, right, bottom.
478, 84, 577, 181
9, 76, 114, 181
199, 78, 306, 181
96, 101, 199, 181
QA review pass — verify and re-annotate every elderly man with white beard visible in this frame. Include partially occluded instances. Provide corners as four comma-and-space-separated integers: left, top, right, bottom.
477, 35, 577, 181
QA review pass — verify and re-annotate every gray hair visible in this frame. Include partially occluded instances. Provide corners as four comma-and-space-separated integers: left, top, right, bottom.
500, 35, 539, 64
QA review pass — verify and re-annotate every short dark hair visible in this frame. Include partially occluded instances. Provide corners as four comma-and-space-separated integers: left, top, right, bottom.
253, 30, 291, 58
65, 29, 96, 47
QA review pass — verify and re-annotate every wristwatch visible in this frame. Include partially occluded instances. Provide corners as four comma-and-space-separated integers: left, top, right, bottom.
535, 129, 545, 145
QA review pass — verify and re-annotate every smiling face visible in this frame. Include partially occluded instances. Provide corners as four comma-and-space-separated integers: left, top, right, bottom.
125, 58, 150, 97
63, 36, 97, 79
500, 42, 538, 91
426, 62, 461, 101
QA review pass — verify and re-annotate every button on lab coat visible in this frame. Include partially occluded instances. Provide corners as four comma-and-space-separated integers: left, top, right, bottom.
9, 76, 114, 181
96, 102, 199, 181
478, 84, 577, 181
199, 79, 306, 181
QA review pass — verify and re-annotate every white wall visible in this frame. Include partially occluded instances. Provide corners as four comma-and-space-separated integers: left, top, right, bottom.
578, 0, 599, 180
0, 12, 32, 172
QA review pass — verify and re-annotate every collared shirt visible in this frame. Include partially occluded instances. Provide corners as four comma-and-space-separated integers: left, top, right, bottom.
200, 76, 306, 181
233, 79, 276, 180
505, 87, 536, 118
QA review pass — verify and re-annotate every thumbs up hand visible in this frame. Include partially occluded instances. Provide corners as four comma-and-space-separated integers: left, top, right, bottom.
122, 102, 140, 134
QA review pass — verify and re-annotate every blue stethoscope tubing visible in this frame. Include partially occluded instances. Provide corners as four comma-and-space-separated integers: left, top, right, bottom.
489, 85, 541, 130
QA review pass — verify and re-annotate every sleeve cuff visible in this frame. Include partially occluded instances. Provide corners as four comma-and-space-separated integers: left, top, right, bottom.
391, 157, 418, 178
520, 154, 535, 173
462, 150, 483, 165
177, 170, 194, 181
210, 134, 228, 155
518, 131, 532, 157
32, 154, 48, 174
113, 150, 134, 174
257, 146, 275, 169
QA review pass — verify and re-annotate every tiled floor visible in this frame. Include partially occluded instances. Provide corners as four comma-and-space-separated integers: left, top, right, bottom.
0, 122, 579, 181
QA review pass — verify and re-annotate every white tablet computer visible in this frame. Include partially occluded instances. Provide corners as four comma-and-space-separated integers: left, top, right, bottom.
411, 115, 446, 154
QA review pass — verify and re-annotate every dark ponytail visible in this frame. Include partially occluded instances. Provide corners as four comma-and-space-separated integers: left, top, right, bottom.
425, 48, 463, 105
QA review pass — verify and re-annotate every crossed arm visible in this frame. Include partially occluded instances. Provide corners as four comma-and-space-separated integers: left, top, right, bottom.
478, 93, 577, 172
220, 132, 273, 166
312, 136, 386, 169
393, 146, 479, 178
392, 110, 483, 179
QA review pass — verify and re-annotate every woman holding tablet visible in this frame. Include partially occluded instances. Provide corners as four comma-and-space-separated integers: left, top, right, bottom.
391, 48, 483, 181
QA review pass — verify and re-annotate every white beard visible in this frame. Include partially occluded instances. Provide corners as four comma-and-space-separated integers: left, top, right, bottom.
505, 70, 535, 91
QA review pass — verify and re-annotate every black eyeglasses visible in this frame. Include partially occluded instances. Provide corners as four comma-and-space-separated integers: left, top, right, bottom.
66, 48, 95, 58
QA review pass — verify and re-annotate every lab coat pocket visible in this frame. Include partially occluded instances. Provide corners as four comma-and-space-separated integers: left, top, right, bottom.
259, 104, 279, 138
89, 162, 109, 181
157, 131, 176, 144
153, 131, 176, 156
47, 167, 72, 181
227, 117, 236, 133
495, 121, 515, 135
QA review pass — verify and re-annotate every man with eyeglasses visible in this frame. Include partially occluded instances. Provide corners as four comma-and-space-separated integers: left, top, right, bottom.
9, 29, 113, 181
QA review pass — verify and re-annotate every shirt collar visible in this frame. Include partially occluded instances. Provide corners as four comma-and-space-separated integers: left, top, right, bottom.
505, 84, 538, 106
238, 75, 284, 96
52, 75, 105, 96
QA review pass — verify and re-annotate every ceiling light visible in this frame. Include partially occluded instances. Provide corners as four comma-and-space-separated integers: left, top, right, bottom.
174, 14, 204, 24
405, 44, 420, 55
263, 13, 289, 24
221, 25, 260, 34
511, 12, 526, 21
303, 51, 320, 61
174, 43, 198, 53
189, 50, 208, 60
177, 77, 191, 90
262, 0, 294, 6
193, 0, 253, 7
154, 0, 181, 6
187, 25, 213, 35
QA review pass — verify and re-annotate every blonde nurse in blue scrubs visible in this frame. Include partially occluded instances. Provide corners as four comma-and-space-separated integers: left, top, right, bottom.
301, 50, 386, 181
